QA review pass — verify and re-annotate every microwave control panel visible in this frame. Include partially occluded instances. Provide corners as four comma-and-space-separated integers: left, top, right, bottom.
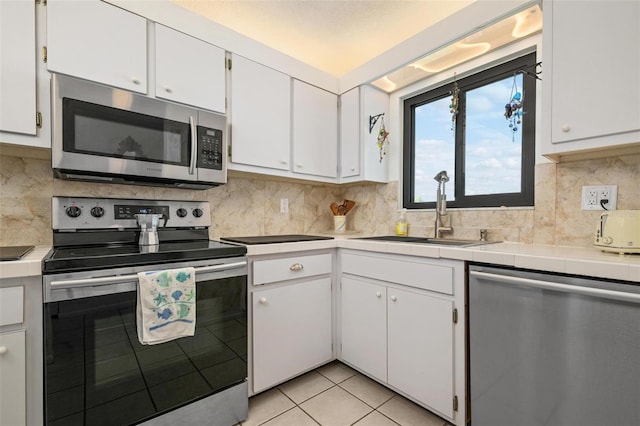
197, 127, 223, 170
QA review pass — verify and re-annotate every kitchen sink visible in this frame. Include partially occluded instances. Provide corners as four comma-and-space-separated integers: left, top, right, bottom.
354, 235, 496, 247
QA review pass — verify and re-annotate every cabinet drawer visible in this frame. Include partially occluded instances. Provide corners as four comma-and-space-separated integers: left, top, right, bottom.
341, 253, 453, 295
0, 286, 24, 326
253, 253, 332, 285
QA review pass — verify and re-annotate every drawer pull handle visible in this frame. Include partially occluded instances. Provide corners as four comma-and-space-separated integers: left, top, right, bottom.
0, 346, 7, 355
391, 295, 398, 302
259, 297, 267, 304
376, 292, 382, 298
290, 263, 304, 271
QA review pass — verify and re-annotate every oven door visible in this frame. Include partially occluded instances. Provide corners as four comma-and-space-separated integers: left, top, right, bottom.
43, 258, 247, 426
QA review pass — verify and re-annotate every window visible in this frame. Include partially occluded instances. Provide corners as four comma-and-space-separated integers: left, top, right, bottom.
402, 52, 536, 209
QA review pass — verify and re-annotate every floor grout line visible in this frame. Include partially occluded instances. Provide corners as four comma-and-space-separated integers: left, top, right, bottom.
249, 361, 452, 426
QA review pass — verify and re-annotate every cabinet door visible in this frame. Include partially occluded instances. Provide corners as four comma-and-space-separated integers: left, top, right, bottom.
292, 80, 338, 178
0, 330, 26, 426
340, 277, 387, 382
550, 1, 640, 145
230, 55, 291, 171
388, 287, 454, 418
339, 87, 360, 178
47, 0, 147, 93
252, 278, 332, 393
155, 25, 225, 112
0, 0, 36, 135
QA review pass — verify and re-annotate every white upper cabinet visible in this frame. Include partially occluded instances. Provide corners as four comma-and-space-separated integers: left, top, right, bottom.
47, 0, 147, 93
0, 0, 36, 136
0, 0, 50, 148
339, 85, 389, 183
155, 24, 226, 113
230, 54, 291, 171
292, 80, 338, 178
542, 0, 640, 160
339, 88, 360, 178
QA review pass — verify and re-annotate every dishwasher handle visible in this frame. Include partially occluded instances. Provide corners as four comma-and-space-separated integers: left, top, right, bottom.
469, 270, 640, 305
50, 261, 247, 290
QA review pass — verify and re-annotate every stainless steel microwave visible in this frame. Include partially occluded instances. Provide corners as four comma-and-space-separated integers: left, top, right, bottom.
52, 74, 227, 189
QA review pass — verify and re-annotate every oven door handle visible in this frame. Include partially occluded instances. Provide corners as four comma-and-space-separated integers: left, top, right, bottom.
49, 261, 247, 290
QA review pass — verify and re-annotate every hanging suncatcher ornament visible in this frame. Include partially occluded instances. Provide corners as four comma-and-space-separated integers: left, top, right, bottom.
377, 116, 389, 163
504, 73, 523, 141
449, 76, 459, 131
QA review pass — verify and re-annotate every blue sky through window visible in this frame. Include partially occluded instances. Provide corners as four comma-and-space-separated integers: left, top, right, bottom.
413, 74, 523, 203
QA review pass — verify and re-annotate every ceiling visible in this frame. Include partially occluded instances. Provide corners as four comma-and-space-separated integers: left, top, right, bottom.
169, 0, 475, 77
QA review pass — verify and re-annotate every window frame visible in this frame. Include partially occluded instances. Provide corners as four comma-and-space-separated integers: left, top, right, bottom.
402, 52, 536, 209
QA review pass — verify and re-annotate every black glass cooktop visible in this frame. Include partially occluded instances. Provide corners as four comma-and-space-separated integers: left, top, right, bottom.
43, 240, 246, 273
221, 234, 333, 245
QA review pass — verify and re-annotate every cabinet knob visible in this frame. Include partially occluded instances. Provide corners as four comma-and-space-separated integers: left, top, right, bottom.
290, 263, 304, 271
0, 346, 7, 355
351, 167, 356, 172
391, 295, 397, 302
132, 78, 141, 85
165, 87, 173, 94
259, 297, 267, 304
375, 292, 382, 298
280, 160, 288, 165
296, 164, 303, 168
561, 124, 571, 133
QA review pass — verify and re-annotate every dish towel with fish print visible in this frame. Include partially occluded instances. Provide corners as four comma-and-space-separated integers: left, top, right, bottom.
136, 267, 196, 345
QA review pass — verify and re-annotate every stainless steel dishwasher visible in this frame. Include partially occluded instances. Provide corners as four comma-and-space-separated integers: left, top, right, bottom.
468, 264, 640, 426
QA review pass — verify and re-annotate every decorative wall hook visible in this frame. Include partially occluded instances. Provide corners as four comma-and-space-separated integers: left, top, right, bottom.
369, 113, 385, 134
517, 61, 542, 81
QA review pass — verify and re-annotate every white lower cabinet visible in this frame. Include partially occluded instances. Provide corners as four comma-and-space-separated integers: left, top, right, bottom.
0, 277, 43, 426
387, 287, 453, 418
340, 251, 464, 425
0, 330, 26, 426
340, 278, 386, 382
250, 252, 333, 394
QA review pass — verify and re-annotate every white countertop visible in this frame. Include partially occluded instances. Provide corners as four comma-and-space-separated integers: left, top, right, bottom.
245, 237, 640, 283
0, 246, 51, 280
2, 239, 639, 283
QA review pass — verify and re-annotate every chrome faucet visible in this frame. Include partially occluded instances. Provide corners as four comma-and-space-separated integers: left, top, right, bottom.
434, 171, 452, 238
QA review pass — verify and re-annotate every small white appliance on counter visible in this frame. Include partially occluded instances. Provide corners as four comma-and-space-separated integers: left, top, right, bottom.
594, 210, 640, 254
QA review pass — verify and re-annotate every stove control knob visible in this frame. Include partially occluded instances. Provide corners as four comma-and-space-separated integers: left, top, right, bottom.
90, 206, 105, 218
176, 208, 188, 218
193, 208, 203, 218
66, 206, 82, 218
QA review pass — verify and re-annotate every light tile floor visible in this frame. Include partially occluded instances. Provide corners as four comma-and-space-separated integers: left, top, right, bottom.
242, 361, 452, 426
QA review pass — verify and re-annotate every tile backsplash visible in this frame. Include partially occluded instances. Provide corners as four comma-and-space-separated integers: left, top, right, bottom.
1, 146, 638, 248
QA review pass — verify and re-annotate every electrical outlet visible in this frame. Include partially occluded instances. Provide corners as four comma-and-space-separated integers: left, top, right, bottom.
280, 198, 289, 213
581, 185, 617, 210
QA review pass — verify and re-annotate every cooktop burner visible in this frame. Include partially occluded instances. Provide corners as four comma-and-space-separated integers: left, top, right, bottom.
220, 234, 333, 245
43, 240, 246, 273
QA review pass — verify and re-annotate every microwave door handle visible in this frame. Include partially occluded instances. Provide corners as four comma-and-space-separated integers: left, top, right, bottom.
189, 116, 197, 175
